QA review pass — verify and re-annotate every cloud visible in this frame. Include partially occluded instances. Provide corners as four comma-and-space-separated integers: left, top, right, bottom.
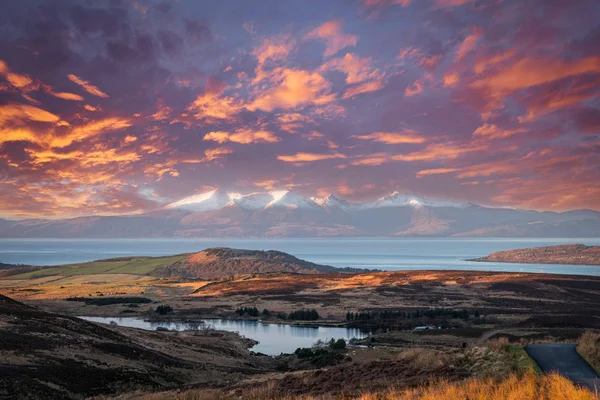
472, 124, 527, 139
343, 79, 385, 99
392, 142, 487, 162
277, 152, 347, 162
67, 74, 109, 98
248, 68, 335, 111
320, 53, 381, 85
49, 91, 84, 101
203, 129, 279, 144
405, 79, 424, 96
455, 28, 482, 61
0, 103, 60, 125
255, 179, 278, 190
471, 57, 600, 96
443, 72, 459, 87
252, 35, 294, 83
350, 153, 389, 166
416, 168, 460, 177
50, 117, 132, 148
186, 86, 242, 122
353, 131, 425, 144
305, 21, 358, 57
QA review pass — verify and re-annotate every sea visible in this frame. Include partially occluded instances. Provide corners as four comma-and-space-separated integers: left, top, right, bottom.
1, 237, 599, 276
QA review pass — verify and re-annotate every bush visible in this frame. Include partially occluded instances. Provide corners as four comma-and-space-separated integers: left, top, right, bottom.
235, 307, 259, 317
156, 305, 173, 315
262, 309, 270, 316
329, 338, 346, 350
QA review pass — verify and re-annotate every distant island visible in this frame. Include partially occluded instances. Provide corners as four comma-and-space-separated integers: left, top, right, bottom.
469, 244, 600, 266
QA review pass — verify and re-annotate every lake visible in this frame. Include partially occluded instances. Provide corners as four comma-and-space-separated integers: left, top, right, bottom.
79, 316, 365, 355
1, 237, 600, 275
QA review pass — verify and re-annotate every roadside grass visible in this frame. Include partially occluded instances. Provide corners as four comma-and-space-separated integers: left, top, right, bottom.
107, 370, 598, 400
577, 330, 600, 375
5, 254, 188, 280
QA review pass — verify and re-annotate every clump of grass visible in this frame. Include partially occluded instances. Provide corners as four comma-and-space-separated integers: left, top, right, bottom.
578, 330, 600, 374
397, 348, 452, 370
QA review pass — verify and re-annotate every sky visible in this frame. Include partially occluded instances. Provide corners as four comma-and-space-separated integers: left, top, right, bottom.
0, 0, 599, 219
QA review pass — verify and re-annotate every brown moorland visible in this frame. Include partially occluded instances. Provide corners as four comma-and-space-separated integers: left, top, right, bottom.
470, 244, 600, 266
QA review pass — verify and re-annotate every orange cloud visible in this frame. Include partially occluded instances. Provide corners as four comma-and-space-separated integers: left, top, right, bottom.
67, 74, 109, 98
392, 142, 487, 162
472, 124, 527, 139
455, 28, 481, 61
248, 68, 335, 111
471, 57, 600, 96
518, 79, 600, 123
252, 35, 294, 83
203, 129, 279, 144
416, 168, 460, 177
405, 79, 423, 96
320, 53, 381, 84
0, 103, 60, 125
186, 90, 242, 122
343, 79, 385, 99
203, 147, 233, 161
277, 152, 347, 162
50, 117, 132, 148
84, 105, 101, 112
474, 49, 516, 74
305, 21, 358, 57
443, 72, 459, 87
49, 91, 84, 101
350, 153, 389, 166
255, 179, 278, 190
353, 131, 425, 144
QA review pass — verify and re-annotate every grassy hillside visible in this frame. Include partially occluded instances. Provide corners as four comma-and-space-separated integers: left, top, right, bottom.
4, 254, 189, 280
152, 247, 368, 280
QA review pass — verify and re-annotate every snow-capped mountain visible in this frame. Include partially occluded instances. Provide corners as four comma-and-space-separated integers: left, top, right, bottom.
265, 191, 320, 209
2, 188, 599, 238
359, 192, 470, 210
165, 189, 236, 212
231, 192, 275, 210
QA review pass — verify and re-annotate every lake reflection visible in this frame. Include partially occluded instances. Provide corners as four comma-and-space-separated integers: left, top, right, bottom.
79, 316, 365, 356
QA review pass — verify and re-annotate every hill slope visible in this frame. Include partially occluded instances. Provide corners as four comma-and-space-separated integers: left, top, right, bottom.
0, 294, 273, 399
470, 244, 600, 266
152, 247, 367, 280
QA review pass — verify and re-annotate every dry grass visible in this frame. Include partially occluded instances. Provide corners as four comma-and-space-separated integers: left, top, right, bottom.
578, 330, 600, 374
396, 348, 452, 370
107, 370, 598, 400
363, 370, 598, 400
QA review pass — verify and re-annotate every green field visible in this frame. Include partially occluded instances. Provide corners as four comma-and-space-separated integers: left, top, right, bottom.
6, 254, 189, 280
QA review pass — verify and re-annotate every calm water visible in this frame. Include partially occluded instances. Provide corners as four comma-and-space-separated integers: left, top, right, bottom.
1, 238, 600, 275
79, 316, 365, 355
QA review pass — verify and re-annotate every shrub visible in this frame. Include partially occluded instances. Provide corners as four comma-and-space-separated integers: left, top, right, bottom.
235, 307, 260, 317
329, 338, 346, 350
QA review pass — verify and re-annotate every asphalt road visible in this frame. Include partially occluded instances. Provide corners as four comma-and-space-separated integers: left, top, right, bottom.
526, 343, 599, 392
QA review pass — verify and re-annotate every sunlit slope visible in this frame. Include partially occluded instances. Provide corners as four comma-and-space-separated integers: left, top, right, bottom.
5, 254, 190, 280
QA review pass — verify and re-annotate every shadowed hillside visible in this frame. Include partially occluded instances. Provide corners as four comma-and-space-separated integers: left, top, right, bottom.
152, 247, 369, 280
0, 294, 274, 399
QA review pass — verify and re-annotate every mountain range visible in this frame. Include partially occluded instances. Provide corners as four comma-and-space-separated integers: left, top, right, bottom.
1, 189, 599, 238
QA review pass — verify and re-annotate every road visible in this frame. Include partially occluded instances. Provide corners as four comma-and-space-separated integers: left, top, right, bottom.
526, 343, 599, 392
